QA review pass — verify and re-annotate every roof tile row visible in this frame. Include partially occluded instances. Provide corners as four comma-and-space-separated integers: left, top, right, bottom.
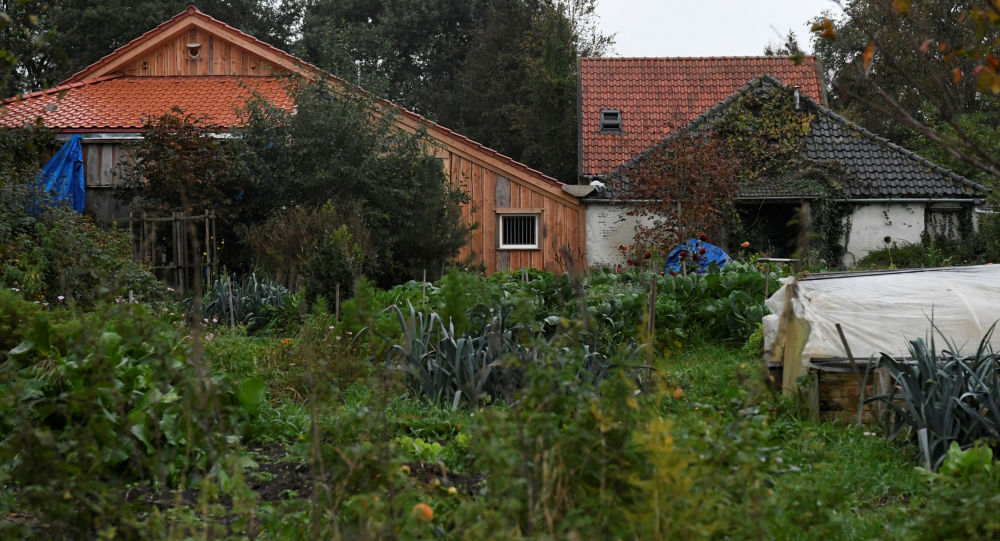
579, 56, 825, 176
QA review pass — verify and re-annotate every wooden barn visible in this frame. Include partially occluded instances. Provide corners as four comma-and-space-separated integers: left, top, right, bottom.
0, 6, 585, 275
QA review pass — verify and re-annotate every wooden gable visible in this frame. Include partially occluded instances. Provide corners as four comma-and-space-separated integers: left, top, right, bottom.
61, 6, 318, 84
116, 26, 285, 77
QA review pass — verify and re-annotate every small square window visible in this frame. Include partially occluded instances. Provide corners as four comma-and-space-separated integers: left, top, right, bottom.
600, 109, 622, 132
499, 214, 539, 250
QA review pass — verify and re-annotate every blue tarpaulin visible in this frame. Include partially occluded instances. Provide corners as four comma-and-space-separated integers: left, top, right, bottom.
34, 134, 85, 213
664, 238, 730, 274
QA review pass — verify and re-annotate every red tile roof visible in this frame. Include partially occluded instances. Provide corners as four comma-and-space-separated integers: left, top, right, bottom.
0, 75, 294, 130
579, 56, 825, 177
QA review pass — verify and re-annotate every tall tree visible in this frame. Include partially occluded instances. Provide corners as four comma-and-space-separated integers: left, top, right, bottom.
236, 80, 469, 289
810, 0, 1000, 181
298, 0, 613, 182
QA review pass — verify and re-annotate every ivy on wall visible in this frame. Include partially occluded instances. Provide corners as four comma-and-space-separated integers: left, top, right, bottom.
616, 85, 856, 265
713, 88, 814, 182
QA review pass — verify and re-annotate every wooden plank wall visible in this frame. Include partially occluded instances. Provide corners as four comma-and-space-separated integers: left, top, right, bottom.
83, 143, 132, 187
445, 151, 584, 274
79, 143, 585, 275
120, 26, 281, 77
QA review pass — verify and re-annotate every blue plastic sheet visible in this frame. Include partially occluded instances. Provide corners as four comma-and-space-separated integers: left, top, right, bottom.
34, 134, 85, 213
664, 238, 730, 274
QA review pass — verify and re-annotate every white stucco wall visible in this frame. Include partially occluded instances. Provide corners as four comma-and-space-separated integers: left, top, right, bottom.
584, 202, 657, 266
842, 203, 926, 267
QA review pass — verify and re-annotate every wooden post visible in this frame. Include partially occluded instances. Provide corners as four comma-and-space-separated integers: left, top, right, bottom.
835, 322, 865, 424
335, 283, 341, 321
647, 277, 657, 340
227, 278, 236, 329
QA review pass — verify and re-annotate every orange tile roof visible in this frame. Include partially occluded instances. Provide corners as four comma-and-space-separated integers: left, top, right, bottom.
580, 56, 825, 177
0, 75, 294, 130
0, 6, 566, 190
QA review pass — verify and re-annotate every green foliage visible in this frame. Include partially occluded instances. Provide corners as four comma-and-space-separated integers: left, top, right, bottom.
299, 0, 612, 182
0, 184, 163, 306
905, 442, 1000, 540
202, 271, 291, 331
238, 80, 469, 289
384, 301, 648, 408
0, 125, 58, 187
117, 109, 244, 217
937, 441, 997, 480
302, 224, 365, 304
715, 86, 815, 181
869, 323, 1000, 469
0, 300, 244, 535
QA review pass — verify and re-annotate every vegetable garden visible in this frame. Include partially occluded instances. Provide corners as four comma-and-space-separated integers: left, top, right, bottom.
2, 188, 1000, 539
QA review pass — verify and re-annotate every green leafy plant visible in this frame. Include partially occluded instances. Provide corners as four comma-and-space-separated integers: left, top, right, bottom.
382, 302, 647, 408
202, 271, 290, 330
869, 323, 1000, 469
0, 300, 245, 535
0, 184, 164, 306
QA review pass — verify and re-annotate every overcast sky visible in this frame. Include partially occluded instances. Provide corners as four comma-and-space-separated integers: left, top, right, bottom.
594, 0, 844, 57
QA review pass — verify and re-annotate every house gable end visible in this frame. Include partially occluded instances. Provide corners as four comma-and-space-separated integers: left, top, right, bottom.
589, 75, 985, 201
61, 7, 319, 83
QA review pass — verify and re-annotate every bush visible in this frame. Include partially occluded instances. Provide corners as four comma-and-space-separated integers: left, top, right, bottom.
243, 200, 374, 298
0, 184, 164, 306
905, 442, 1000, 539
0, 300, 245, 536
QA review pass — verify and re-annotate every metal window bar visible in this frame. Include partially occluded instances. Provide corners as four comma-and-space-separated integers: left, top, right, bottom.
501, 215, 537, 248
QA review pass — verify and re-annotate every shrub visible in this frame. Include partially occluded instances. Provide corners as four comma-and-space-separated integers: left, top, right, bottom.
0, 301, 244, 535
905, 442, 1000, 539
0, 184, 164, 306
238, 79, 470, 290
243, 200, 374, 297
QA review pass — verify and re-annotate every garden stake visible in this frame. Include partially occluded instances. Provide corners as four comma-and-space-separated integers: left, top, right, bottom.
647, 278, 657, 339
422, 269, 427, 306
335, 283, 340, 321
835, 323, 863, 425
226, 279, 235, 328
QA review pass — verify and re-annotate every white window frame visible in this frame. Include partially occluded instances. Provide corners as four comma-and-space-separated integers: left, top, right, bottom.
497, 210, 541, 250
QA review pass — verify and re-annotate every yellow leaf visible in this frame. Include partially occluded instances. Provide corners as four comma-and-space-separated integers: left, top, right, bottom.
626, 396, 639, 410
862, 42, 875, 74
892, 0, 910, 14
811, 18, 837, 41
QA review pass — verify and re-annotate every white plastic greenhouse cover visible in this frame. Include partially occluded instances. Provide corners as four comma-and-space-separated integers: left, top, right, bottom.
763, 265, 1000, 369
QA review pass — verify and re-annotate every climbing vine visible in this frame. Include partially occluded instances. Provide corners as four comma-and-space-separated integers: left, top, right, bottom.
713, 87, 814, 181
615, 85, 854, 265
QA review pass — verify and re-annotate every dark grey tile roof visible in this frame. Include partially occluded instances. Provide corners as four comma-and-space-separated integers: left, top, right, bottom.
587, 74, 988, 202
801, 102, 986, 198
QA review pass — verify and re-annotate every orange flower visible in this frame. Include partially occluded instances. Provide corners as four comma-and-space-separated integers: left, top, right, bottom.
413, 502, 433, 521
280, 337, 294, 346
673, 387, 685, 400
740, 241, 750, 248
